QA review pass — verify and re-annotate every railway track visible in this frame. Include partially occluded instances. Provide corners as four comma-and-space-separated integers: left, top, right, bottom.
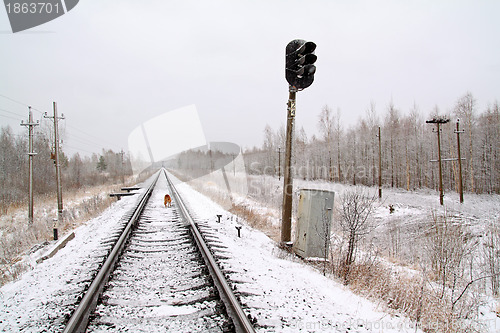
63, 169, 255, 333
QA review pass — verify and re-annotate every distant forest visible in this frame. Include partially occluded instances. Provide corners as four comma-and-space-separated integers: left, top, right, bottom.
2, 91, 498, 216
244, 92, 500, 195
0, 126, 132, 214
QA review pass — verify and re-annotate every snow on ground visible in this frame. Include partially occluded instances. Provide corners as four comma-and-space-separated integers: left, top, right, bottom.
0, 188, 145, 332
174, 177, 423, 332
1, 170, 498, 332
178, 173, 500, 332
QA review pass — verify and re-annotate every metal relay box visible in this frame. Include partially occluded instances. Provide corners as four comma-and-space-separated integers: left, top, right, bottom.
293, 189, 335, 259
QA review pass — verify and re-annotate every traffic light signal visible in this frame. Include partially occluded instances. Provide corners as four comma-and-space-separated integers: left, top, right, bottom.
285, 39, 317, 90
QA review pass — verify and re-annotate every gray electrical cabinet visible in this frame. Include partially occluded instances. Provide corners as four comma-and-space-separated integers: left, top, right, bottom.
293, 189, 335, 259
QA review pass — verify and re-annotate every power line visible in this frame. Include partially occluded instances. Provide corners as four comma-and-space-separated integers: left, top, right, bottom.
66, 133, 105, 148
0, 93, 30, 107
65, 124, 121, 150
0, 93, 47, 115
48, 120, 123, 156
0, 107, 24, 119
63, 144, 98, 155
66, 129, 108, 147
1, 93, 122, 152
0, 113, 23, 122
64, 130, 123, 154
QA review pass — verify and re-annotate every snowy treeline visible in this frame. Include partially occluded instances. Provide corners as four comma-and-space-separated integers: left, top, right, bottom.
245, 92, 500, 195
0, 125, 132, 214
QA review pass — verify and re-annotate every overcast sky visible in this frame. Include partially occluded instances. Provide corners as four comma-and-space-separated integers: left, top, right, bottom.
1, 0, 499, 157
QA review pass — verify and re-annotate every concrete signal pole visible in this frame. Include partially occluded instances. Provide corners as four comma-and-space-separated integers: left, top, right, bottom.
281, 89, 296, 244
281, 39, 317, 244
20, 107, 39, 225
44, 102, 65, 240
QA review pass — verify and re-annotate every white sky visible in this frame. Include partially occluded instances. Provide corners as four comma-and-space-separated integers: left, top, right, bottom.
1, 0, 499, 156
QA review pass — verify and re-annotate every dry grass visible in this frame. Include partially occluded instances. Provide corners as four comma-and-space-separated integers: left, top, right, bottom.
229, 204, 280, 242
0, 179, 139, 286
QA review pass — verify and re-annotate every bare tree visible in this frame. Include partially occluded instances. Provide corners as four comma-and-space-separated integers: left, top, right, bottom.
484, 222, 500, 296
477, 103, 500, 193
334, 108, 343, 182
337, 186, 378, 283
318, 105, 335, 181
245, 92, 499, 195
262, 124, 276, 175
295, 126, 308, 179
454, 92, 477, 192
365, 101, 379, 186
313, 205, 334, 276
385, 101, 400, 188
424, 212, 470, 299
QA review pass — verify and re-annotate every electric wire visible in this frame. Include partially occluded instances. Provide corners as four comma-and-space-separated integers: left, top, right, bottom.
64, 144, 97, 155
65, 124, 121, 151
0, 107, 24, 119
0, 93, 30, 107
1, 93, 123, 156
0, 93, 47, 115
0, 113, 23, 122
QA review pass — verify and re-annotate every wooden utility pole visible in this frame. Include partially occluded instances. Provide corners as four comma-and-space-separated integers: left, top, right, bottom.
278, 146, 281, 180
44, 102, 64, 240
20, 107, 39, 225
378, 126, 382, 199
119, 149, 125, 183
232, 153, 236, 176
426, 117, 450, 206
281, 88, 296, 244
436, 122, 444, 205
455, 120, 464, 203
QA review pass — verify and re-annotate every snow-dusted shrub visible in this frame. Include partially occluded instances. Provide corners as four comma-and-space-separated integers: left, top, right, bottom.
335, 186, 378, 283
483, 221, 500, 297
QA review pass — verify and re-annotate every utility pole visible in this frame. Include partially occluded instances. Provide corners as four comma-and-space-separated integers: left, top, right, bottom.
44, 102, 64, 240
232, 153, 236, 176
119, 149, 125, 183
426, 117, 450, 205
20, 107, 39, 225
278, 146, 281, 180
455, 119, 464, 203
377, 126, 382, 199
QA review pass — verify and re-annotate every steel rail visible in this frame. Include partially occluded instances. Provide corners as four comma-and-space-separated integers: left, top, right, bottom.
163, 169, 256, 333
63, 171, 161, 333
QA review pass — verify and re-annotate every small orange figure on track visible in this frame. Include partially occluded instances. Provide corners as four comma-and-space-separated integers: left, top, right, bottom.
164, 194, 172, 207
